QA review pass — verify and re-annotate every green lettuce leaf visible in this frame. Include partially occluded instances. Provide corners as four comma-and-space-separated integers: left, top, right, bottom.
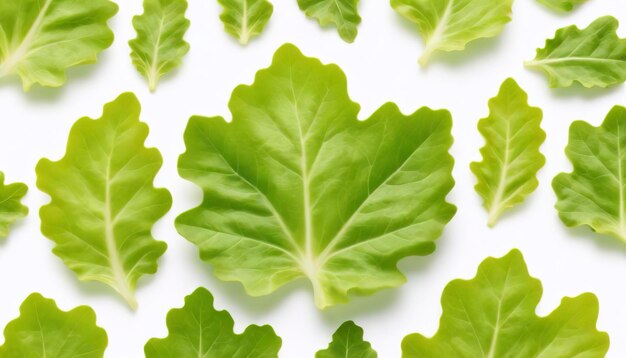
471, 78, 545, 227
144, 287, 282, 357
390, 0, 513, 66
36, 93, 172, 309
129, 0, 190, 92
176, 43, 456, 309
402, 250, 610, 357
0, 293, 107, 357
316, 321, 377, 358
297, 0, 361, 43
525, 16, 626, 88
217, 0, 273, 45
0, 172, 28, 239
0, 0, 117, 91
553, 106, 626, 243
537, 0, 586, 12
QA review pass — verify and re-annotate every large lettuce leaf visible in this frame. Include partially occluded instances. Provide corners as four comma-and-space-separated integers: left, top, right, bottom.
218, 0, 273, 45
144, 287, 281, 357
471, 78, 545, 227
554, 106, 626, 243
0, 293, 107, 357
391, 0, 513, 66
526, 16, 626, 88
176, 44, 456, 308
129, 0, 190, 92
36, 93, 172, 309
0, 0, 117, 91
0, 171, 28, 239
402, 250, 609, 357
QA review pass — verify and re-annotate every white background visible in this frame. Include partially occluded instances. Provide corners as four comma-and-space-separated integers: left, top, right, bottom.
1, 0, 625, 357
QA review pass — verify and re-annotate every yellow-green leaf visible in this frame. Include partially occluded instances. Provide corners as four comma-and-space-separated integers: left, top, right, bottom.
0, 293, 107, 358
144, 287, 282, 357
176, 44, 456, 309
402, 250, 609, 357
0, 0, 117, 91
36, 93, 172, 308
316, 321, 377, 358
391, 0, 513, 66
297, 0, 361, 43
471, 78, 545, 227
525, 16, 626, 88
129, 0, 190, 91
0, 171, 28, 239
554, 106, 626, 243
537, 0, 587, 12
217, 0, 273, 45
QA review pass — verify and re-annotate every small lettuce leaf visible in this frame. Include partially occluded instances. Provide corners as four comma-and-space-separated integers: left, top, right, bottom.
129, 0, 190, 92
297, 0, 361, 43
316, 321, 377, 358
0, 172, 28, 239
0, 0, 117, 91
217, 0, 273, 45
471, 78, 545, 227
36, 93, 172, 309
402, 250, 610, 357
554, 106, 626, 243
144, 287, 282, 357
537, 0, 586, 12
176, 43, 456, 309
390, 0, 513, 66
0, 293, 107, 357
525, 16, 626, 88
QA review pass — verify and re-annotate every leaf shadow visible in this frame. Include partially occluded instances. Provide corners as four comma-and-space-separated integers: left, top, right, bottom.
2, 51, 114, 103
562, 225, 626, 256
547, 83, 623, 100
428, 36, 506, 68
0, 217, 30, 248
42, 246, 163, 312
180, 243, 308, 317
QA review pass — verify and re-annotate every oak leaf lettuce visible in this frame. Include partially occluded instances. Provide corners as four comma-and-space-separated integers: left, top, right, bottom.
36, 93, 172, 308
176, 44, 456, 308
402, 250, 609, 357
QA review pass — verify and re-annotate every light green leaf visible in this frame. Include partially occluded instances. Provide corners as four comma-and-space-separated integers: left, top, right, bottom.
217, 0, 273, 45
0, 293, 107, 358
297, 0, 361, 43
0, 172, 28, 239
525, 16, 626, 88
390, 0, 513, 66
553, 106, 626, 243
471, 78, 545, 227
144, 287, 282, 357
402, 250, 610, 358
316, 321, 377, 358
537, 0, 586, 12
0, 0, 117, 91
176, 43, 456, 309
129, 0, 190, 92
36, 93, 172, 309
